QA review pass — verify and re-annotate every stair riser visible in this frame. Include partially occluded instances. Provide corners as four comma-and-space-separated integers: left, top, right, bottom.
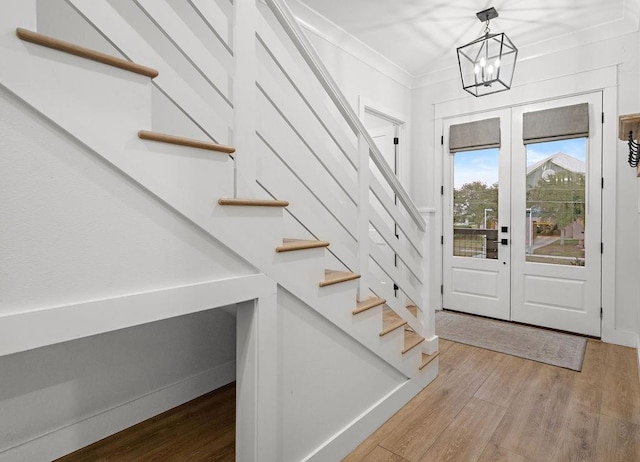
316, 280, 359, 313
378, 326, 405, 356
137, 143, 234, 203
397, 344, 423, 369
416, 356, 439, 388
211, 206, 284, 266
272, 247, 326, 288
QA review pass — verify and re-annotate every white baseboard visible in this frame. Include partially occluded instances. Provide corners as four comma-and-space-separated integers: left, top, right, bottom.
303, 376, 427, 462
602, 326, 638, 348
0, 361, 236, 462
637, 334, 640, 384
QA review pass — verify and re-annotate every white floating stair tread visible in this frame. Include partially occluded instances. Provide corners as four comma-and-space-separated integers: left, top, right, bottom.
402, 330, 425, 354
407, 304, 418, 317
319, 270, 361, 287
380, 307, 407, 336
353, 297, 386, 315
218, 198, 289, 207
138, 130, 235, 154
16, 28, 158, 78
276, 239, 330, 253
419, 351, 440, 370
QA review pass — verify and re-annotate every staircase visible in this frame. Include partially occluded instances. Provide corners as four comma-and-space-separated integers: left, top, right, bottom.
1, 0, 437, 460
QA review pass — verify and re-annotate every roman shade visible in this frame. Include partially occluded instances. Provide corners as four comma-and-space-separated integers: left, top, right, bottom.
523, 103, 589, 145
449, 118, 500, 153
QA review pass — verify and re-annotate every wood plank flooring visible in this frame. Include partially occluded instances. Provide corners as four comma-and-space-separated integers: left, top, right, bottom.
55, 382, 236, 462
345, 339, 640, 462
54, 340, 640, 462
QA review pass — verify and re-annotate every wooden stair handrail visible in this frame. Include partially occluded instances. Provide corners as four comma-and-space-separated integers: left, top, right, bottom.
16, 28, 159, 78
138, 130, 235, 154
218, 198, 289, 207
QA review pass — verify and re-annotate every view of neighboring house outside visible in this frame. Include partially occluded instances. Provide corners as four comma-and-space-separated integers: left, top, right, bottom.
525, 151, 586, 266
452, 147, 587, 265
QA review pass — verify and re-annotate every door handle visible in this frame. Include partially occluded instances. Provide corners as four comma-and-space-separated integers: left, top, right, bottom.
493, 239, 509, 245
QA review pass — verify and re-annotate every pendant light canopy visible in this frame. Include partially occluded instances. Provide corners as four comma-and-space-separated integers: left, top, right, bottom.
457, 8, 518, 97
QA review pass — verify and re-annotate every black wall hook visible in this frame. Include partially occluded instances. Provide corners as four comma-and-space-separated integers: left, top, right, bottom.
628, 131, 640, 168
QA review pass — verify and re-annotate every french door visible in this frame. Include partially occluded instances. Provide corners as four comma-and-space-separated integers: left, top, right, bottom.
442, 93, 602, 336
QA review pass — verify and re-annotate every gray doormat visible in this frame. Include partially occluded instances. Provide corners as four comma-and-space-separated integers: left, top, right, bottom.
436, 310, 588, 371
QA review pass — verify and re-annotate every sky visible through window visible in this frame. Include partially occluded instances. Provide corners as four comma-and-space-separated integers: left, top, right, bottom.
453, 138, 587, 188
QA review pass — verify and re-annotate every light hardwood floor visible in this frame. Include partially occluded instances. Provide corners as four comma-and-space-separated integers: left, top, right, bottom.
345, 339, 640, 462
55, 340, 639, 461
55, 382, 236, 462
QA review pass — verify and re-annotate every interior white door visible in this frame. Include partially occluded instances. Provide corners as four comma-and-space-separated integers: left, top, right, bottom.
510, 93, 602, 336
366, 125, 398, 300
442, 109, 511, 320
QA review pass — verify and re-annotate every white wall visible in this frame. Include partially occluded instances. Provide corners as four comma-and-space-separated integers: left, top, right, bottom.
411, 31, 640, 345
304, 33, 411, 120
0, 308, 237, 460
287, 0, 412, 116
275, 289, 406, 461
0, 71, 253, 458
0, 86, 255, 315
286, 0, 414, 188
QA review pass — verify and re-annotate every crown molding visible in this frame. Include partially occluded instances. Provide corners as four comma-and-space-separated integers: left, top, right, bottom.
285, 0, 415, 89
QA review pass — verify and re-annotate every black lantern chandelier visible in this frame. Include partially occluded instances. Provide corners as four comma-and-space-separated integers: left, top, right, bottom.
457, 7, 518, 97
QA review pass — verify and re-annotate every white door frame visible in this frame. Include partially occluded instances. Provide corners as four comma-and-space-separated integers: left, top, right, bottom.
433, 65, 622, 343
359, 97, 409, 305
358, 96, 409, 191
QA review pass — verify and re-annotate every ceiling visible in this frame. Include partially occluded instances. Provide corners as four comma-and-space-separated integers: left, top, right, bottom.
294, 0, 633, 79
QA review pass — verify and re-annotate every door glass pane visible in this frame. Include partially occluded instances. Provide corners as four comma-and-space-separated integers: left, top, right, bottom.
453, 148, 499, 259
525, 138, 587, 266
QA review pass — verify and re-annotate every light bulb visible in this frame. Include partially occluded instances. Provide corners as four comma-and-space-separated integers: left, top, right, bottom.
487, 64, 494, 74
495, 58, 501, 68
480, 57, 486, 67
474, 65, 480, 74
